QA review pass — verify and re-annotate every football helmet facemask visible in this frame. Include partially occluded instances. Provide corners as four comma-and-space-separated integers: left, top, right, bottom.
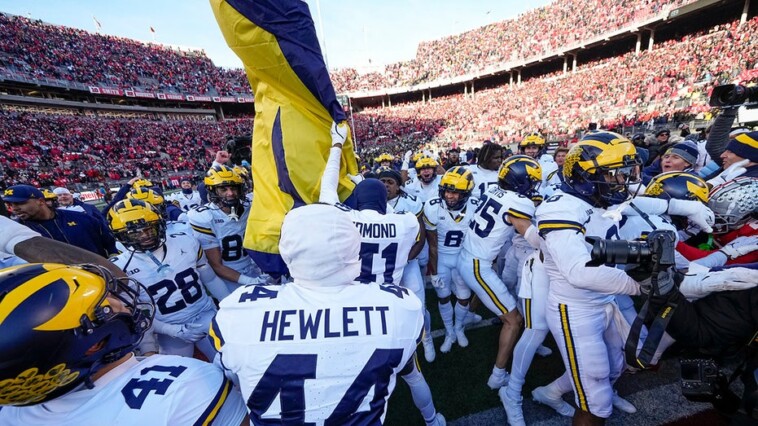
439, 166, 474, 210
563, 131, 641, 207
708, 177, 758, 234
0, 263, 153, 406
108, 199, 166, 252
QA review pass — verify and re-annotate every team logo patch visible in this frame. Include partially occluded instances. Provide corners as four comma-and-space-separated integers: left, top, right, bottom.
0, 364, 80, 405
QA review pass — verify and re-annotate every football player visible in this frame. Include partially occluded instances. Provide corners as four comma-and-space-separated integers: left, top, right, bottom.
40, 188, 59, 209
316, 122, 445, 424
169, 178, 202, 212
467, 143, 505, 199
498, 155, 545, 298
0, 263, 247, 425
456, 156, 538, 391
211, 202, 445, 425
108, 199, 222, 359
188, 165, 267, 297
377, 166, 438, 362
519, 132, 558, 188
534, 131, 713, 423
404, 156, 443, 202
424, 166, 480, 352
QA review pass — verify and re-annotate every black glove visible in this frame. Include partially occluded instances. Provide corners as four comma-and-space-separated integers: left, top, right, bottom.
639, 267, 677, 296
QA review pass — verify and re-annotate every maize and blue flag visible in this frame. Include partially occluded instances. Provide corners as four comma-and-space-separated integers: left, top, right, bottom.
211, 0, 359, 275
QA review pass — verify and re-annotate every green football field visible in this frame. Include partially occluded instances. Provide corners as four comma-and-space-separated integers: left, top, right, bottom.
385, 290, 565, 425
383, 290, 715, 426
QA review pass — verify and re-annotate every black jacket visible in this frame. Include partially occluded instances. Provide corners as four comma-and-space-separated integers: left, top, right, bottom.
648, 286, 758, 357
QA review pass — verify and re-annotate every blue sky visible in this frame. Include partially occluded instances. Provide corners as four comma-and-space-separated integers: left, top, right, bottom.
2, 0, 551, 70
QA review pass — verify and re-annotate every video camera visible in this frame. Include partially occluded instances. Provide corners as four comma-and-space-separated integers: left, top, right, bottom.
709, 84, 758, 109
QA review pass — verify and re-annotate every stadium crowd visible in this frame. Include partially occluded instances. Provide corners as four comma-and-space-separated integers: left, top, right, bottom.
4, 17, 757, 191
330, 0, 696, 91
0, 111, 250, 189
352, 17, 758, 150
0, 13, 250, 96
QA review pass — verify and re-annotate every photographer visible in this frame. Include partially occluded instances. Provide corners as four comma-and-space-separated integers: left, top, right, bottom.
643, 266, 758, 422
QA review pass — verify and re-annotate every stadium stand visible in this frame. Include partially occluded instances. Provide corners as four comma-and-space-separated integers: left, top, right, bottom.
330, 0, 698, 91
0, 13, 250, 96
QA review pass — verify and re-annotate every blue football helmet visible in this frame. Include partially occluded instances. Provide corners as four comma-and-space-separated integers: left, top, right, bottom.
0, 263, 153, 406
563, 131, 641, 207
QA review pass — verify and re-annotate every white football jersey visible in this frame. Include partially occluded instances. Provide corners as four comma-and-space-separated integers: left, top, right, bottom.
466, 164, 499, 200
211, 281, 423, 425
537, 190, 637, 306
338, 205, 419, 285
188, 203, 255, 274
0, 216, 39, 254
404, 175, 442, 203
423, 196, 479, 255
166, 220, 192, 234
111, 231, 215, 324
170, 191, 203, 212
387, 191, 423, 217
461, 185, 536, 261
0, 354, 246, 426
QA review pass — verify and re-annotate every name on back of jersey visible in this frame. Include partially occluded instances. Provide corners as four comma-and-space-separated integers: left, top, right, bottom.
355, 222, 396, 239
235, 284, 410, 343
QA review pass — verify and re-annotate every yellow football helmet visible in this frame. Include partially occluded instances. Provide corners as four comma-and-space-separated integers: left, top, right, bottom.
377, 153, 394, 164
232, 164, 253, 191
0, 263, 152, 406
108, 199, 165, 251
41, 188, 57, 200
126, 187, 166, 218
415, 156, 439, 184
563, 131, 641, 207
131, 178, 154, 190
439, 166, 474, 209
40, 188, 58, 208
498, 155, 543, 199
205, 165, 245, 207
519, 132, 547, 157
412, 152, 424, 163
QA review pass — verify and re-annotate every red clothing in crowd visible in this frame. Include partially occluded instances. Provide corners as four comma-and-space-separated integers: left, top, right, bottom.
677, 222, 758, 265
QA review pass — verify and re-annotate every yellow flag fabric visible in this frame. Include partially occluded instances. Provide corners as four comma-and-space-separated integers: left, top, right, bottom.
211, 0, 358, 274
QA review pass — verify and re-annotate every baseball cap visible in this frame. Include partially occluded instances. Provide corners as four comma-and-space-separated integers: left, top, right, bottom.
3, 185, 45, 203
